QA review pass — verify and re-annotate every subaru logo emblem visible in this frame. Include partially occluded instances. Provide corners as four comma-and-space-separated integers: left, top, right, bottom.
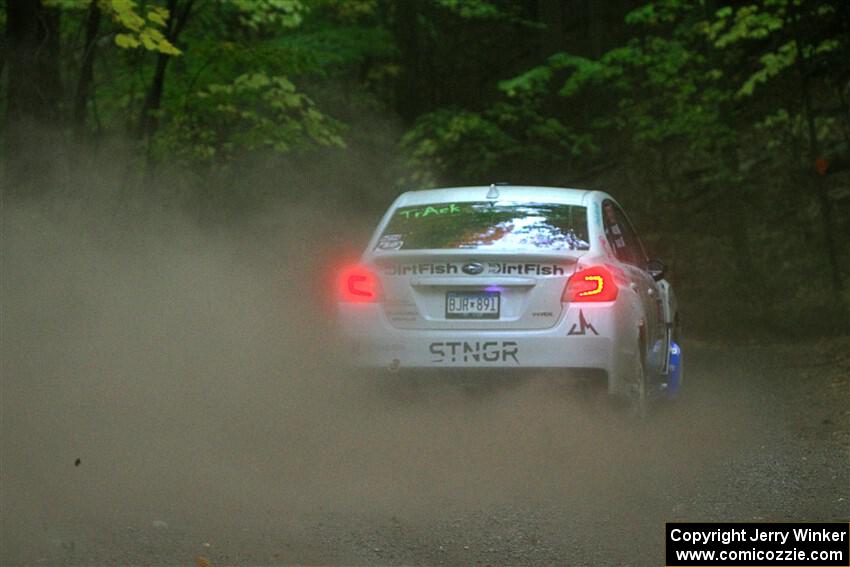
462, 262, 484, 275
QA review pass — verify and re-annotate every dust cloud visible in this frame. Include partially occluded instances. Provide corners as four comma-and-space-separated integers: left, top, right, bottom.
0, 190, 750, 564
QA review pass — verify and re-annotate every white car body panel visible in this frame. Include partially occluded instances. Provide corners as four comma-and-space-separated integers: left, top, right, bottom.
337, 185, 676, 398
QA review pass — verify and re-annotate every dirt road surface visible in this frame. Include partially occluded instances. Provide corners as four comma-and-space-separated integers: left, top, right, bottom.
3, 337, 848, 566
2, 209, 848, 566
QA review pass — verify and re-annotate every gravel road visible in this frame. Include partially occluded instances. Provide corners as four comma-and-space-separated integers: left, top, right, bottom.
2, 338, 848, 566
2, 209, 848, 566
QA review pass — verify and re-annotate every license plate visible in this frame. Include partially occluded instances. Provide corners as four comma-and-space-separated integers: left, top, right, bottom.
446, 291, 500, 319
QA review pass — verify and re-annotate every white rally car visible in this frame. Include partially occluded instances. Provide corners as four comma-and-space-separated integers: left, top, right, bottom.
337, 185, 681, 413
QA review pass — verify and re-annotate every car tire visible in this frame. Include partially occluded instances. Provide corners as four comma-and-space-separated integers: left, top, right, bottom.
625, 332, 650, 419
630, 350, 649, 419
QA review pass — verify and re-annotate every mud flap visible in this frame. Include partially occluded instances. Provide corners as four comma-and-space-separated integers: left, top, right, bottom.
664, 341, 682, 399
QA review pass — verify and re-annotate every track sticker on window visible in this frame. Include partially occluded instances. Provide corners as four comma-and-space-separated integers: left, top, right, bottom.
398, 204, 461, 219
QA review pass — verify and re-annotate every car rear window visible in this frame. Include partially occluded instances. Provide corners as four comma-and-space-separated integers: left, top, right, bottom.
375, 201, 590, 251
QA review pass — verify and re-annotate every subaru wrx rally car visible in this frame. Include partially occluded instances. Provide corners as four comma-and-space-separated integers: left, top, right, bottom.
337, 185, 681, 413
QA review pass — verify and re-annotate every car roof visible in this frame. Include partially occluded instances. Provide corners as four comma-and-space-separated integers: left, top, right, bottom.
394, 185, 595, 207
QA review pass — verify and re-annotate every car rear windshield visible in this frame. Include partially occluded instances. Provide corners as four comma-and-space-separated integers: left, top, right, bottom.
375, 201, 590, 251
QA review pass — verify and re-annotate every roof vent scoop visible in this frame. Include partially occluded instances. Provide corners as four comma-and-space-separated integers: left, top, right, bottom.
486, 184, 500, 199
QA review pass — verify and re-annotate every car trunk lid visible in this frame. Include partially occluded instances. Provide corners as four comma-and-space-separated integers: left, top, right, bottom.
373, 251, 582, 330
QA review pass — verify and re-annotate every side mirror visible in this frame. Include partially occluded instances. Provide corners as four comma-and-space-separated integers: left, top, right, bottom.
647, 259, 666, 281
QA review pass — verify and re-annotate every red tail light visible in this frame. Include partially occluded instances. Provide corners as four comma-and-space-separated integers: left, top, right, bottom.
563, 265, 619, 302
339, 265, 380, 302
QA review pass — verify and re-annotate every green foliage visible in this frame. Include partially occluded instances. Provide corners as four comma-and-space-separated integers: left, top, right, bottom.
229, 0, 306, 30
109, 1, 178, 54
39, 0, 396, 171
450, 0, 843, 179
277, 24, 397, 72
737, 40, 797, 97
43, 0, 182, 54
157, 72, 344, 165
624, 0, 694, 26
497, 65, 554, 97
400, 109, 516, 185
492, 21, 734, 171
706, 4, 785, 47
434, 0, 504, 20
331, 0, 378, 22
700, 0, 847, 98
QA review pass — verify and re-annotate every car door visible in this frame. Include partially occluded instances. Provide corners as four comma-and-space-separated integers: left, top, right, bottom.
602, 200, 665, 370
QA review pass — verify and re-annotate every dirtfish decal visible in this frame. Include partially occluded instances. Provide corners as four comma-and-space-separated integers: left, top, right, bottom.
488, 263, 565, 276
384, 263, 566, 276
385, 263, 459, 275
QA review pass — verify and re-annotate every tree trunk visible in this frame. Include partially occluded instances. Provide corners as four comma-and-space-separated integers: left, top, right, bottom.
793, 18, 844, 298
73, 0, 101, 141
720, 145, 765, 320
137, 0, 194, 142
4, 0, 63, 198
393, 0, 423, 125
537, 0, 566, 56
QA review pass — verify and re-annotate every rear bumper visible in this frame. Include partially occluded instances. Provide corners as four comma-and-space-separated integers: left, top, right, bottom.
337, 302, 634, 393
